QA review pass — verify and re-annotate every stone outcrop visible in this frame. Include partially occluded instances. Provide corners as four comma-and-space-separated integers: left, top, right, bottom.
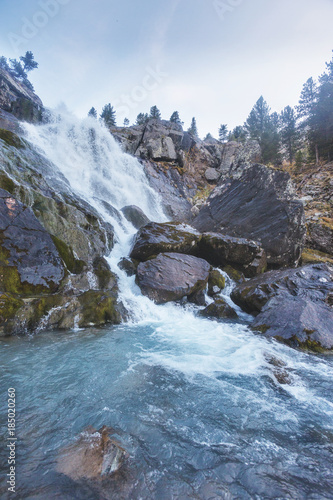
136, 252, 211, 304
0, 68, 43, 123
130, 222, 201, 261
231, 264, 333, 351
130, 222, 266, 277
0, 129, 125, 334
193, 164, 306, 268
198, 232, 266, 277
307, 221, 333, 255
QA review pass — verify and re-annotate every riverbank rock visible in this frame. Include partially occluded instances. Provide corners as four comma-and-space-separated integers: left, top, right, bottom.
192, 164, 306, 268
57, 426, 128, 481
136, 252, 211, 304
307, 220, 333, 256
231, 264, 333, 351
130, 222, 201, 261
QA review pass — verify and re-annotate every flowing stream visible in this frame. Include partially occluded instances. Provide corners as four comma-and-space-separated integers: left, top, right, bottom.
1, 112, 333, 499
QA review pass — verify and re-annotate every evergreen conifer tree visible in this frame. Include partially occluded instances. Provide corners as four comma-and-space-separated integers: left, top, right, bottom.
88, 107, 97, 118
100, 104, 116, 127
150, 105, 161, 119
218, 124, 228, 142
188, 117, 198, 137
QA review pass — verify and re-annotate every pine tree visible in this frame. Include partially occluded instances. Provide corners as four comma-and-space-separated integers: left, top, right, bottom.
244, 96, 281, 164
188, 117, 198, 137
170, 111, 182, 125
0, 56, 9, 71
296, 77, 319, 163
123, 118, 130, 127
280, 106, 299, 164
218, 124, 228, 142
20, 51, 38, 72
204, 133, 214, 141
100, 104, 116, 127
136, 113, 149, 125
150, 105, 161, 119
229, 125, 247, 142
9, 59, 27, 80
88, 107, 97, 118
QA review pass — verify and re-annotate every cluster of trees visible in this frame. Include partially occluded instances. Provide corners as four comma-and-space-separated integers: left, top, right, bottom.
90, 51, 333, 165
213, 52, 333, 165
0, 51, 38, 91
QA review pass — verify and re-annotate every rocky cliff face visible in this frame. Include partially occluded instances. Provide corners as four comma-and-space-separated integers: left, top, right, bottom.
0, 68, 43, 123
111, 120, 261, 222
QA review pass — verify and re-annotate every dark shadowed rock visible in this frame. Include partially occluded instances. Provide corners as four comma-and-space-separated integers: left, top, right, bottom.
0, 188, 65, 294
118, 257, 138, 276
136, 252, 211, 304
232, 264, 333, 351
199, 298, 238, 319
57, 425, 128, 481
198, 232, 266, 277
121, 205, 150, 229
193, 164, 306, 268
307, 221, 333, 256
130, 222, 201, 261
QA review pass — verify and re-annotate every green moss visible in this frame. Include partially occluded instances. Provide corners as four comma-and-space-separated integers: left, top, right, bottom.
0, 265, 48, 296
0, 129, 24, 149
27, 295, 63, 330
51, 235, 86, 274
222, 265, 244, 283
93, 257, 117, 290
0, 174, 16, 194
78, 291, 121, 326
252, 324, 270, 334
0, 292, 24, 322
301, 247, 333, 265
208, 269, 225, 292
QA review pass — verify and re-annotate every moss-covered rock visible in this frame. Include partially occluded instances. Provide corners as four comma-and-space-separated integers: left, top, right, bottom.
222, 265, 245, 284
199, 298, 238, 319
0, 128, 25, 149
0, 292, 24, 322
51, 235, 86, 275
93, 257, 118, 290
208, 269, 225, 296
78, 291, 121, 327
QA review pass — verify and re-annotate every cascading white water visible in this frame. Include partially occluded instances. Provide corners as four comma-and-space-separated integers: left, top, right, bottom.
1, 110, 331, 499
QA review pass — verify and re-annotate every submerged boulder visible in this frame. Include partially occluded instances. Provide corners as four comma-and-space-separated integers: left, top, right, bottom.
57, 426, 128, 481
232, 264, 333, 351
192, 164, 306, 268
136, 252, 211, 304
130, 222, 201, 261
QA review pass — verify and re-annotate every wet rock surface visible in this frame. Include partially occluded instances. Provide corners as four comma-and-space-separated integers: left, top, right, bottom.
57, 426, 128, 481
121, 205, 150, 229
193, 164, 306, 268
232, 264, 333, 350
130, 222, 201, 261
0, 188, 65, 294
136, 252, 211, 304
199, 298, 238, 319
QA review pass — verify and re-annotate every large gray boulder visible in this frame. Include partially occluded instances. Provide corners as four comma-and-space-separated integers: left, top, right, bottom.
231, 264, 333, 351
193, 164, 306, 268
136, 252, 211, 304
0, 188, 65, 294
130, 222, 201, 261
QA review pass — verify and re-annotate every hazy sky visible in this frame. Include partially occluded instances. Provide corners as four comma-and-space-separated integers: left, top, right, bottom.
0, 0, 332, 137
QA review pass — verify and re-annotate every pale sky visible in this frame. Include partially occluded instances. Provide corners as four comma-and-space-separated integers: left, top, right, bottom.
0, 0, 332, 137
